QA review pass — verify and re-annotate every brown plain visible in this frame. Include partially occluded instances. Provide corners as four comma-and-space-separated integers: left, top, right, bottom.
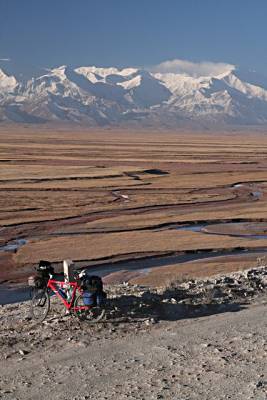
1, 126, 267, 286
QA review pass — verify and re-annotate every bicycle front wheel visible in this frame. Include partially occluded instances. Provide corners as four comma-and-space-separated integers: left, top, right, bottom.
73, 294, 105, 322
30, 288, 50, 322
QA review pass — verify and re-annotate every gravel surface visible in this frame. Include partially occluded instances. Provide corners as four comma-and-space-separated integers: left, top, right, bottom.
0, 267, 266, 400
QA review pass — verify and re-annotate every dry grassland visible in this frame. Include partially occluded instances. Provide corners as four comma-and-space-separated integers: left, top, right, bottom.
1, 126, 267, 285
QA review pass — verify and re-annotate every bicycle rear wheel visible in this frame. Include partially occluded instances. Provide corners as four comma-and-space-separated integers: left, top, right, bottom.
30, 288, 50, 322
73, 294, 105, 322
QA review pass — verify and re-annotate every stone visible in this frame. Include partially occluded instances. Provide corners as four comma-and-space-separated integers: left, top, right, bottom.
18, 349, 28, 356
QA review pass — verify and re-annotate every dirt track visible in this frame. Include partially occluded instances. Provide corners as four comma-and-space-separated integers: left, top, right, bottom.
1, 302, 266, 400
0, 267, 266, 400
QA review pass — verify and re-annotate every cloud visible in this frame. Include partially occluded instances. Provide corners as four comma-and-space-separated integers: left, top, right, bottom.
0, 58, 11, 62
150, 58, 235, 77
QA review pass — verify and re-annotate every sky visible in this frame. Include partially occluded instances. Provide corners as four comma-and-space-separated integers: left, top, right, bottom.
1, 0, 267, 78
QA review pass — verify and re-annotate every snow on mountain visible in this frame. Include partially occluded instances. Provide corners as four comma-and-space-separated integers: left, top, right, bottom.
0, 69, 18, 92
1, 63, 267, 127
76, 66, 137, 81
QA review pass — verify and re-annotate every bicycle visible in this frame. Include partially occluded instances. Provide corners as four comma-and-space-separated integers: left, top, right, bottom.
30, 271, 106, 323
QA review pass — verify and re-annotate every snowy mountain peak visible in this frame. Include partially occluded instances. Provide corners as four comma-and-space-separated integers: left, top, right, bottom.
0, 68, 8, 79
44, 65, 68, 79
76, 66, 138, 79
1, 63, 267, 127
0, 68, 17, 91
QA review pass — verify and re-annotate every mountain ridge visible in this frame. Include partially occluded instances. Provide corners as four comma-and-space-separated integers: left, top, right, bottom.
1, 64, 267, 128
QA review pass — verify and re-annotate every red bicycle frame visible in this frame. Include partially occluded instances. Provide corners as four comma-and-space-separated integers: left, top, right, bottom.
47, 279, 82, 310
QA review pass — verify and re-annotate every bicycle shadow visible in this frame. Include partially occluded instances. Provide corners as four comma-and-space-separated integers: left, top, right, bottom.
106, 286, 247, 323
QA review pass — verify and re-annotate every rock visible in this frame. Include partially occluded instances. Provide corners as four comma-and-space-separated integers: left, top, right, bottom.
76, 341, 87, 347
18, 349, 29, 356
222, 277, 235, 284
200, 343, 211, 348
162, 299, 170, 303
256, 380, 266, 388
180, 282, 191, 290
178, 298, 192, 305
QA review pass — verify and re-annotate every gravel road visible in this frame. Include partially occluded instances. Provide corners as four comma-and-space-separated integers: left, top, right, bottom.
0, 268, 266, 400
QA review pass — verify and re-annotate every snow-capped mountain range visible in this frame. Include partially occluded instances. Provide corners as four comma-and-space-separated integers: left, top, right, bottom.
1, 63, 267, 127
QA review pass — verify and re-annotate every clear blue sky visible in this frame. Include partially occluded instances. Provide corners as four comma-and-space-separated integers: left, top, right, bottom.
1, 0, 267, 77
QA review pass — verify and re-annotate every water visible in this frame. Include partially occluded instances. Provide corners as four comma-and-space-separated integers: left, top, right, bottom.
2, 220, 267, 304
176, 223, 267, 239
0, 239, 27, 252
232, 183, 262, 199
82, 247, 267, 278
251, 191, 262, 199
0, 286, 31, 305
227, 233, 267, 239
176, 224, 205, 232
2, 245, 267, 305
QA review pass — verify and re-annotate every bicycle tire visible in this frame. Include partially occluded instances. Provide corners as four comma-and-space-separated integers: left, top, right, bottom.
30, 288, 50, 322
73, 294, 105, 322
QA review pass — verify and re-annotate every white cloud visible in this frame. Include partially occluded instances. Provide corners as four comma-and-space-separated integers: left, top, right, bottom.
150, 58, 235, 77
0, 58, 11, 62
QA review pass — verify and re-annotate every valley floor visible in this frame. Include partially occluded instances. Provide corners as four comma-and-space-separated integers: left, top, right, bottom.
1, 128, 267, 287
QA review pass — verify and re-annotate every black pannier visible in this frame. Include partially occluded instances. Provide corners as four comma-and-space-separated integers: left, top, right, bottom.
35, 260, 54, 277
33, 276, 47, 289
28, 273, 49, 289
31, 260, 54, 288
81, 275, 103, 292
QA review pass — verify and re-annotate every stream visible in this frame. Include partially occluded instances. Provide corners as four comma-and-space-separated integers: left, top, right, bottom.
1, 220, 267, 304
1, 246, 267, 305
0, 239, 27, 252
176, 223, 267, 239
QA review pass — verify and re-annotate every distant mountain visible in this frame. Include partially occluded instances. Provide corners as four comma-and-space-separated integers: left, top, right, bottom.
1, 64, 267, 128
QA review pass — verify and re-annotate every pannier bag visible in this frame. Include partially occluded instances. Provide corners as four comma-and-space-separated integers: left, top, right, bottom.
34, 276, 47, 289
80, 273, 106, 306
83, 291, 95, 306
81, 275, 103, 292
28, 274, 48, 289
35, 260, 54, 277
83, 291, 106, 306
28, 260, 55, 289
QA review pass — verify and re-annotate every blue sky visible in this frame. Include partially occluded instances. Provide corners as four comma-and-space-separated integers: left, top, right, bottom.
1, 0, 267, 77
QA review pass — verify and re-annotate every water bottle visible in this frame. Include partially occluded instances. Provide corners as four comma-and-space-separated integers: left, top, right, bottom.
58, 287, 67, 299
67, 287, 73, 302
